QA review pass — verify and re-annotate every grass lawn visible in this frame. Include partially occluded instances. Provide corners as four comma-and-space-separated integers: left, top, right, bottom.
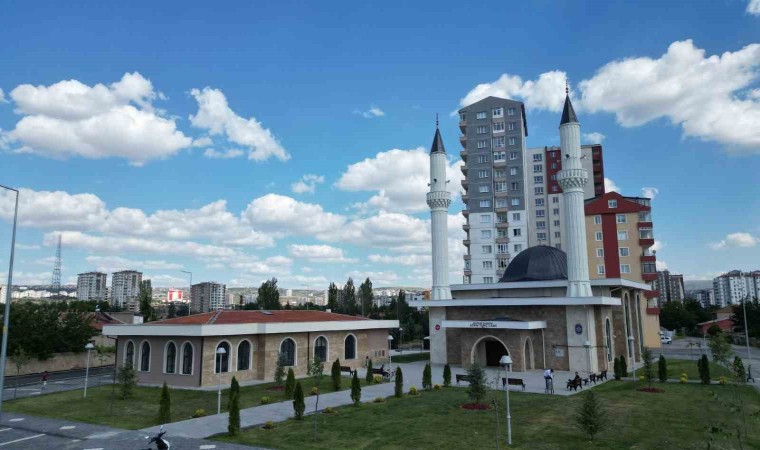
4, 375, 375, 430
215, 381, 760, 450
654, 358, 733, 381
391, 352, 430, 363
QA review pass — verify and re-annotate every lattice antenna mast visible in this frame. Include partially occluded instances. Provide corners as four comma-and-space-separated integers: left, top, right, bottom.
51, 234, 62, 297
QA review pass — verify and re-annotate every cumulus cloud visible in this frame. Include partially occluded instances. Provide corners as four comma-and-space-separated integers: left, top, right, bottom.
345, 270, 399, 286
85, 255, 183, 272
189, 87, 289, 162
368, 254, 430, 266
353, 106, 385, 118
5, 72, 191, 165
288, 244, 356, 263
291, 174, 325, 194
582, 132, 605, 144
45, 231, 236, 258
335, 147, 463, 213
458, 70, 568, 112
641, 187, 659, 200
604, 177, 620, 193
748, 0, 760, 15
203, 148, 244, 159
710, 232, 760, 250
0, 88, 6, 103
244, 194, 346, 239
656, 260, 669, 271
145, 274, 189, 287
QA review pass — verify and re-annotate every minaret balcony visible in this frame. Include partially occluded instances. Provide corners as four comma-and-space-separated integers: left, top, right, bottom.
461, 209, 469, 217
464, 269, 472, 277
462, 223, 470, 231
460, 149, 468, 162
463, 254, 471, 261
461, 193, 469, 202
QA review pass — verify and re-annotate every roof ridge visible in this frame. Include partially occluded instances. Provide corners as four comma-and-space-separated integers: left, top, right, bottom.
207, 310, 224, 324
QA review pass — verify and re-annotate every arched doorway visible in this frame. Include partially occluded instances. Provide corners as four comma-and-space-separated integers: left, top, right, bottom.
471, 336, 509, 367
523, 338, 535, 370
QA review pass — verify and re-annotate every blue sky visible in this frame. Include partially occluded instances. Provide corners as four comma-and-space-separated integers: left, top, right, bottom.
0, 0, 758, 289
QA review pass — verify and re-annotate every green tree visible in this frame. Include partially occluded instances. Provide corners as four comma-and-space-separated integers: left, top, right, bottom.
422, 363, 432, 390
307, 357, 325, 440
342, 278, 357, 315
365, 359, 373, 384
229, 376, 240, 409
274, 352, 287, 386
327, 282, 339, 312
158, 382, 171, 423
138, 280, 155, 322
641, 347, 654, 388
331, 359, 342, 391
698, 354, 711, 384
575, 391, 606, 440
285, 368, 296, 398
350, 371, 362, 406
258, 278, 281, 310
658, 355, 668, 382
466, 364, 487, 404
709, 333, 733, 366
293, 382, 305, 419
117, 364, 137, 399
11, 346, 30, 400
359, 277, 373, 317
613, 357, 621, 380
394, 366, 404, 398
731, 298, 760, 339
228, 377, 240, 435
619, 356, 628, 378
58, 311, 97, 352
733, 356, 746, 381
658, 301, 695, 333
167, 302, 176, 318
443, 364, 451, 387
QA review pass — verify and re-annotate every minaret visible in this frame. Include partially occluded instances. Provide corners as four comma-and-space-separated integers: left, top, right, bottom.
556, 86, 592, 297
427, 117, 452, 301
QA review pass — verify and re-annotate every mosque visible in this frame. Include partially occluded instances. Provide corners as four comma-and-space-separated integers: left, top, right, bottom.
410, 92, 657, 374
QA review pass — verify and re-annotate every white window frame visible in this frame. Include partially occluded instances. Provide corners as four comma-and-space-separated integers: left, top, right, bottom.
618, 230, 628, 240
608, 199, 617, 208
492, 108, 503, 117
597, 265, 606, 275
596, 248, 604, 257
476, 111, 487, 119
619, 247, 630, 257
616, 214, 627, 224
594, 215, 602, 225
595, 231, 603, 241
620, 264, 631, 274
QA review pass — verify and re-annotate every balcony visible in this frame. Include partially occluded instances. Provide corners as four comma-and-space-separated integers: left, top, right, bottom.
637, 221, 653, 228
644, 290, 660, 299
459, 119, 466, 132
459, 135, 467, 145
494, 190, 508, 198
462, 223, 470, 231
496, 222, 509, 229
460, 165, 467, 175
493, 160, 507, 168
495, 205, 508, 213
461, 179, 468, 189
640, 255, 656, 262
496, 268, 505, 277
463, 239, 471, 246
462, 209, 469, 217
642, 272, 657, 282
496, 236, 509, 244
461, 193, 469, 202
464, 269, 472, 276
639, 238, 655, 247
463, 254, 471, 261
460, 149, 468, 162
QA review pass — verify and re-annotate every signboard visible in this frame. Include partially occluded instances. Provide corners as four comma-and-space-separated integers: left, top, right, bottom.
434, 324, 441, 331
441, 320, 547, 330
554, 348, 565, 357
575, 324, 583, 335
469, 321, 498, 328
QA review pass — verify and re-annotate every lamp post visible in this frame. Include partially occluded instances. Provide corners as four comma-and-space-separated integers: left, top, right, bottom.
216, 347, 226, 414
500, 355, 513, 446
387, 335, 393, 373
83, 342, 95, 398
399, 327, 404, 350
743, 296, 752, 362
301, 284, 310, 310
583, 340, 592, 375
628, 335, 636, 380
181, 270, 192, 316
0, 184, 19, 416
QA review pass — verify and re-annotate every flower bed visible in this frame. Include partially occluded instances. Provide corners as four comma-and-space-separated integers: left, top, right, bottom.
460, 403, 491, 410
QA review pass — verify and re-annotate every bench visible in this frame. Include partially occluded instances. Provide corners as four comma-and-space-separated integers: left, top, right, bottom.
455, 374, 473, 385
566, 378, 582, 391
340, 366, 355, 376
372, 364, 385, 375
598, 370, 608, 381
501, 377, 526, 391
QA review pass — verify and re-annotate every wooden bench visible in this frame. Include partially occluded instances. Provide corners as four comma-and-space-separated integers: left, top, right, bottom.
501, 377, 526, 391
598, 370, 608, 381
340, 366, 355, 376
455, 374, 473, 385
566, 378, 582, 391
372, 364, 385, 375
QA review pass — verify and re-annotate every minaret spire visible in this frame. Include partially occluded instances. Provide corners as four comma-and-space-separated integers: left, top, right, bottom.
427, 125, 452, 301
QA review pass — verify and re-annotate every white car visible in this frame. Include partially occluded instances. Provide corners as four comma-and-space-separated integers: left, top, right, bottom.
660, 335, 672, 344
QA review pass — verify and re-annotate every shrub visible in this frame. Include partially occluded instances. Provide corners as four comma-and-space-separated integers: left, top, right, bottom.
157, 382, 171, 424
116, 364, 137, 400
192, 409, 207, 418
229, 376, 240, 409
394, 367, 404, 398
228, 382, 240, 436
698, 355, 711, 385
641, 347, 654, 388
274, 352, 287, 386
733, 356, 745, 381
263, 420, 275, 430
408, 386, 419, 396
443, 364, 452, 387
466, 364, 487, 405
331, 359, 341, 391
422, 363, 432, 390
619, 356, 628, 378
285, 368, 296, 398
434, 384, 442, 390
719, 376, 727, 385
350, 371, 362, 406
575, 391, 606, 440
366, 359, 373, 384
679, 372, 688, 384
638, 375, 645, 382
311, 386, 319, 396
373, 374, 383, 384
373, 397, 385, 403
293, 382, 305, 419
323, 406, 336, 414
613, 357, 621, 380
260, 396, 272, 405
658, 355, 667, 382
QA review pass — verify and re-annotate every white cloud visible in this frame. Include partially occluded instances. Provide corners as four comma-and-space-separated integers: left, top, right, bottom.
0, 88, 6, 103
46, 231, 236, 258
641, 187, 659, 200
458, 70, 567, 112
244, 194, 346, 240
368, 254, 430, 266
748, 0, 760, 15
582, 132, 605, 144
709, 232, 760, 250
345, 270, 399, 286
145, 274, 188, 287
192, 136, 213, 147
288, 244, 356, 263
354, 106, 385, 118
203, 148, 244, 159
651, 240, 665, 253
6, 72, 191, 165
85, 255, 183, 273
656, 260, 669, 271
15, 243, 41, 250
335, 147, 463, 213
579, 40, 760, 152
291, 174, 325, 194
189, 87, 289, 162
604, 177, 620, 193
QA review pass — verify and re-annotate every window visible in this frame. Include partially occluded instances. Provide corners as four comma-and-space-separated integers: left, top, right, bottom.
511, 198, 520, 206
480, 214, 491, 223
481, 230, 492, 239
459, 112, 466, 122
496, 214, 507, 223
534, 176, 544, 184
477, 154, 489, 163
492, 107, 503, 117
477, 140, 488, 149
533, 154, 543, 161
595, 231, 603, 241
494, 169, 506, 178
478, 170, 489, 178
496, 243, 508, 254
552, 197, 559, 203
537, 232, 547, 240
495, 199, 507, 208
513, 228, 522, 237
493, 151, 506, 161
507, 107, 516, 116
536, 221, 546, 229
594, 215, 602, 225
509, 167, 517, 175
553, 208, 560, 215
479, 200, 491, 208
483, 261, 493, 269
509, 151, 518, 160
514, 244, 523, 252
481, 245, 492, 254
536, 209, 545, 217
140, 341, 151, 372
596, 248, 604, 257
483, 277, 494, 283
215, 341, 231, 372
598, 265, 606, 275
498, 259, 508, 269
618, 230, 628, 240
495, 182, 507, 192
534, 187, 544, 195
554, 220, 560, 227
551, 163, 557, 169
616, 214, 627, 224
621, 264, 631, 274
619, 247, 630, 257
512, 212, 521, 221
477, 125, 488, 134
510, 182, 519, 191
492, 121, 505, 132
476, 111, 487, 119
314, 336, 328, 363
492, 136, 505, 147
552, 186, 559, 192
608, 199, 617, 208
125, 341, 135, 368
554, 231, 561, 238
508, 137, 516, 146
181, 342, 193, 375
479, 184, 490, 193
165, 342, 177, 374
551, 174, 557, 180
533, 164, 542, 173
535, 198, 545, 207
237, 340, 251, 370
639, 228, 653, 239
508, 122, 516, 131
280, 339, 296, 366
344, 335, 357, 360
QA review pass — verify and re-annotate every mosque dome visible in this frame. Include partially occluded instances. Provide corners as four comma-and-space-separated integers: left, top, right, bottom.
499, 245, 568, 283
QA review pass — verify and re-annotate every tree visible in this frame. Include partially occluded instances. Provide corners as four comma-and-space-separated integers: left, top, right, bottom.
707, 324, 723, 337
619, 356, 628, 378
422, 363, 432, 390
285, 368, 296, 398
274, 352, 287, 386
327, 282, 339, 312
359, 277, 373, 317
641, 347, 654, 388
731, 298, 760, 339
733, 356, 746, 381
228, 377, 240, 436
443, 364, 452, 387
307, 357, 324, 440
698, 354, 711, 384
331, 359, 341, 391
709, 333, 733, 366
613, 357, 621, 380
229, 376, 240, 409
658, 355, 668, 382
658, 301, 695, 333
575, 391, 605, 440
466, 364, 487, 405
342, 278, 357, 315
137, 280, 156, 322
258, 278, 281, 310
116, 364, 137, 399
167, 302, 176, 319
293, 382, 305, 419
365, 359, 374, 384
350, 371, 362, 406
58, 311, 97, 353
158, 382, 171, 423
11, 346, 30, 400
394, 366, 404, 398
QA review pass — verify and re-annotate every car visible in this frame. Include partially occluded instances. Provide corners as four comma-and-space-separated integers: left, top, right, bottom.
660, 335, 672, 344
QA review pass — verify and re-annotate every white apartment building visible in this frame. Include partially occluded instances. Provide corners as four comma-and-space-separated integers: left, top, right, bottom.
713, 270, 760, 307
191, 281, 227, 312
77, 272, 108, 301
111, 270, 143, 311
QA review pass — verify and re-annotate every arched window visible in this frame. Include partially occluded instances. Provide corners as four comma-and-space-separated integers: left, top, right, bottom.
165, 342, 177, 374
140, 341, 151, 372
344, 335, 356, 360
605, 318, 613, 362
215, 342, 231, 373
125, 341, 135, 368
314, 336, 328, 362
181, 342, 193, 375
280, 338, 296, 366
237, 340, 251, 371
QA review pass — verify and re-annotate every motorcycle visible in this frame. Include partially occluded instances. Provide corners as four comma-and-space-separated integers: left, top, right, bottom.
142, 425, 170, 450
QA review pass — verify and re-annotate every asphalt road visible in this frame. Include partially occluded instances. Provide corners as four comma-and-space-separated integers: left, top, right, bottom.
4, 366, 115, 387
2, 367, 115, 401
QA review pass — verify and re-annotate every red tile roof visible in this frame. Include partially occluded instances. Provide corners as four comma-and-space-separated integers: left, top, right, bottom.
149, 310, 370, 325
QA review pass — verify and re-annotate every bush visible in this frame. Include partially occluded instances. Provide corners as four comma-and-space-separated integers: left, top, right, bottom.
679, 372, 688, 384
575, 391, 605, 440
323, 406, 336, 414
311, 386, 319, 396
192, 409, 207, 418
157, 382, 171, 423
366, 359, 374, 384
350, 371, 362, 406
658, 355, 667, 382
613, 357, 621, 380
408, 386, 419, 396
394, 367, 404, 398
466, 364, 487, 404
733, 356, 745, 381
434, 384, 442, 390
698, 355, 711, 384
641, 347, 654, 388
229, 376, 240, 409
263, 420, 275, 430
260, 396, 272, 405
373, 397, 385, 403
638, 375, 645, 382
274, 352, 287, 386
116, 364, 137, 400
228, 378, 240, 436
331, 359, 341, 391
422, 363, 432, 390
443, 364, 451, 387
619, 356, 628, 378
719, 376, 727, 385
285, 368, 296, 398
373, 374, 383, 384
293, 382, 305, 419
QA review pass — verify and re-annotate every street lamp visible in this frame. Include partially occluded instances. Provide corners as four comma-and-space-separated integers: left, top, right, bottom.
399, 327, 404, 349
0, 184, 19, 415
301, 284, 310, 310
387, 335, 394, 373
500, 355, 513, 446
180, 270, 192, 316
216, 347, 226, 414
628, 335, 636, 380
742, 296, 752, 362
83, 342, 95, 398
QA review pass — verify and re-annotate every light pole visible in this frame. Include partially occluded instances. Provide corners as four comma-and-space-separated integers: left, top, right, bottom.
628, 335, 635, 380
181, 270, 192, 316
83, 342, 95, 398
301, 284, 309, 310
387, 335, 393, 373
500, 355, 513, 446
743, 296, 752, 362
399, 327, 404, 350
0, 184, 19, 416
216, 347, 226, 414
583, 340, 592, 375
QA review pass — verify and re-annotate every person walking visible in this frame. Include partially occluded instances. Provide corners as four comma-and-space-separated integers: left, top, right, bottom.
41, 370, 49, 390
543, 368, 554, 394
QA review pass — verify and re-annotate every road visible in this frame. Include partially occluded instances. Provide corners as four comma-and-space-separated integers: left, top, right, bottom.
653, 337, 760, 376
2, 367, 115, 401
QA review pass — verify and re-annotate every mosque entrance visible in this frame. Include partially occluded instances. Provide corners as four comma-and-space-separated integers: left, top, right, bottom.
472, 336, 509, 367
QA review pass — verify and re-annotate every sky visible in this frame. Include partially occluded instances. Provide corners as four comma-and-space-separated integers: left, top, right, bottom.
0, 0, 758, 290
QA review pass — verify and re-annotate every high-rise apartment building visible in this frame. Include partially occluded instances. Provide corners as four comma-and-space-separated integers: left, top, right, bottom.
191, 281, 227, 312
77, 272, 108, 301
713, 270, 760, 307
655, 270, 685, 303
111, 270, 143, 311
690, 289, 714, 307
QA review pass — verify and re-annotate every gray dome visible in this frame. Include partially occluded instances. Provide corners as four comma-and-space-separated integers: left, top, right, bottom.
499, 245, 568, 282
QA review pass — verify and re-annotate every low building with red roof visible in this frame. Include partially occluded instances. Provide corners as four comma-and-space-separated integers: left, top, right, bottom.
102, 310, 398, 388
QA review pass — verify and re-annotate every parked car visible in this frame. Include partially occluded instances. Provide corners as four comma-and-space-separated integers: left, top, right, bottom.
660, 335, 673, 344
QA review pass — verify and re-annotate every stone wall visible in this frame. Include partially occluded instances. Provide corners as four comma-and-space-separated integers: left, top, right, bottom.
115, 336, 203, 388
4, 351, 114, 377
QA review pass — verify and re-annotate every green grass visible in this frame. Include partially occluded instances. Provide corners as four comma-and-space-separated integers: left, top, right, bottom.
655, 358, 733, 381
390, 352, 430, 363
4, 375, 375, 430
215, 382, 760, 450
